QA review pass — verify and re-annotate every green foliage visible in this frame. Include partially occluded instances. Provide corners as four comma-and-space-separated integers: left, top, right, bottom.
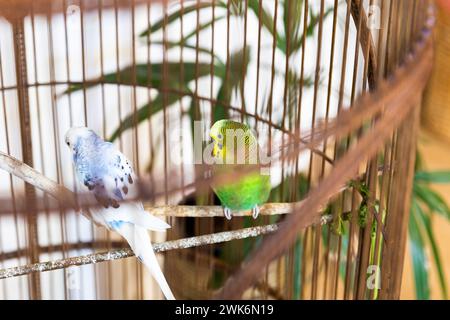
409, 157, 450, 300
214, 45, 251, 123
325, 156, 450, 301
65, 63, 217, 94
269, 173, 309, 203
415, 171, 450, 185
409, 201, 430, 299
293, 237, 303, 299
139, 1, 217, 37
349, 180, 371, 228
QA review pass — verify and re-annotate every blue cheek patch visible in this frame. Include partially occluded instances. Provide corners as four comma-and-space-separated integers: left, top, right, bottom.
218, 143, 223, 149
113, 188, 124, 200
109, 220, 125, 230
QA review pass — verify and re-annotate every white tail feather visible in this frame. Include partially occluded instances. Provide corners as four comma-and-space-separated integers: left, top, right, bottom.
116, 223, 175, 300
96, 203, 171, 232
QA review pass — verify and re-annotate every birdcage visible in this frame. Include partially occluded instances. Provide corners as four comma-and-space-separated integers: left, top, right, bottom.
0, 0, 434, 300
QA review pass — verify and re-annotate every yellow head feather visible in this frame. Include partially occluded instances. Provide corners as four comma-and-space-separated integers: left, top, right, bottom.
210, 120, 258, 164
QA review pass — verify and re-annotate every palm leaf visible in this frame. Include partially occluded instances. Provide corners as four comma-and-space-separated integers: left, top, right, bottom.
213, 45, 250, 122
247, 0, 276, 37
289, 7, 334, 54
414, 200, 448, 299
293, 237, 303, 299
63, 62, 216, 95
139, 1, 220, 37
414, 183, 450, 220
146, 15, 226, 45
415, 171, 450, 184
409, 201, 430, 300
282, 0, 303, 56
214, 82, 232, 122
149, 41, 220, 59
109, 89, 192, 141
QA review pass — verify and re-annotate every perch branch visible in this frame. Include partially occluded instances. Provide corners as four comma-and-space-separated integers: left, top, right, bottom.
147, 203, 296, 217
145, 167, 387, 217
0, 151, 350, 218
0, 240, 125, 261
0, 151, 71, 200
0, 224, 279, 279
0, 151, 93, 221
0, 214, 333, 279
0, 151, 384, 220
0, 214, 334, 280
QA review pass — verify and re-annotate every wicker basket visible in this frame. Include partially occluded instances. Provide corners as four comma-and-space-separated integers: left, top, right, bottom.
422, 5, 450, 142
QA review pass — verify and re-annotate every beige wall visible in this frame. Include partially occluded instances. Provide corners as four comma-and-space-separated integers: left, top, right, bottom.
401, 129, 450, 300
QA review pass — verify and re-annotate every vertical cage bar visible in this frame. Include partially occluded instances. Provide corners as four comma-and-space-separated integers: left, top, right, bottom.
11, 16, 41, 300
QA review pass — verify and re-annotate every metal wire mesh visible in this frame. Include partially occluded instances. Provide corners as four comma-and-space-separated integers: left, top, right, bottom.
0, 0, 434, 299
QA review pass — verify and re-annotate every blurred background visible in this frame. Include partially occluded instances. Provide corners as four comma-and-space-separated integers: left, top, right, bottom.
401, 0, 450, 300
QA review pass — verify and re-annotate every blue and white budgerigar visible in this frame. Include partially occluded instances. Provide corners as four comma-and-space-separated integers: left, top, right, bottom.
65, 127, 175, 300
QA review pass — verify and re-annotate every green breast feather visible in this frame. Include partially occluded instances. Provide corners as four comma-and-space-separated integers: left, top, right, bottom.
212, 166, 271, 210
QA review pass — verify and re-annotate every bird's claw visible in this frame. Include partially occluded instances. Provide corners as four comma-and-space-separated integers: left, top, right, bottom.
252, 205, 260, 219
224, 207, 232, 220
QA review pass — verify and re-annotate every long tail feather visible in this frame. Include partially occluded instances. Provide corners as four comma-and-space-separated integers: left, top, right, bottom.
116, 223, 175, 300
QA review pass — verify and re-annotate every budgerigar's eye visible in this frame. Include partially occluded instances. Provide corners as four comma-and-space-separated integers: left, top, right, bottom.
217, 134, 222, 139
66, 142, 70, 147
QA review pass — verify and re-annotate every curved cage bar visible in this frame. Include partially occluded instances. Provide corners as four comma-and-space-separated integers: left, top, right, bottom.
0, 0, 434, 299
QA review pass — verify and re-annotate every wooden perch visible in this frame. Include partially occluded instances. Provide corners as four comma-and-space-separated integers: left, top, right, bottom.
0, 151, 365, 219
0, 151, 318, 218
0, 224, 280, 279
0, 151, 94, 221
0, 151, 73, 201
0, 212, 336, 280
146, 203, 296, 217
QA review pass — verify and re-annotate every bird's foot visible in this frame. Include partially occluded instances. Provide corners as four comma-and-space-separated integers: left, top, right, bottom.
252, 205, 260, 219
223, 207, 233, 220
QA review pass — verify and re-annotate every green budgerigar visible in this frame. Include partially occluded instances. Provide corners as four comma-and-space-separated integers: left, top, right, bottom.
209, 120, 271, 220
